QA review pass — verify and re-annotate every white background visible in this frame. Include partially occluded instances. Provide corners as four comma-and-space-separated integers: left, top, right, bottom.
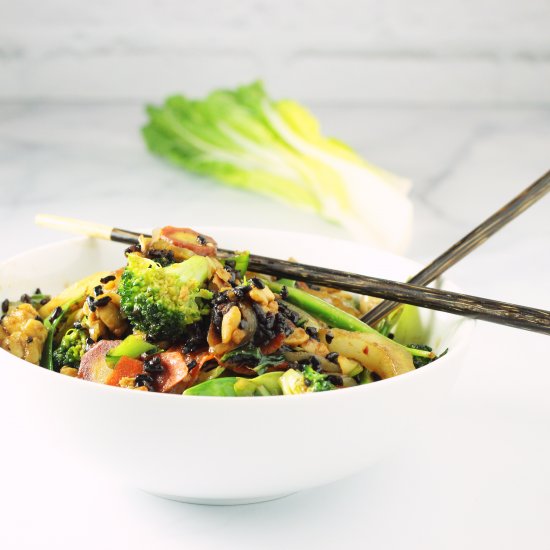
1, 0, 549, 105
1, 1, 550, 548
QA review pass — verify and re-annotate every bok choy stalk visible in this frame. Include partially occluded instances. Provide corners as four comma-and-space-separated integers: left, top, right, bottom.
143, 81, 413, 252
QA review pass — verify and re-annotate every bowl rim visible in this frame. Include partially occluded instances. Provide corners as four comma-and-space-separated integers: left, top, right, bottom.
0, 230, 476, 403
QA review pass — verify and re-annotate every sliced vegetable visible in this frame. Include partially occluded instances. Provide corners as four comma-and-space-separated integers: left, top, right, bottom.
267, 279, 378, 334
321, 328, 415, 379
78, 340, 122, 384
39, 272, 109, 318
183, 371, 284, 397
106, 334, 157, 367
268, 279, 433, 361
183, 376, 238, 396
105, 356, 144, 387
158, 226, 217, 256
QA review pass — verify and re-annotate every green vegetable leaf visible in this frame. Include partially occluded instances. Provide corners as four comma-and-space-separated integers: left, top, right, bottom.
183, 371, 284, 397
221, 344, 285, 375
143, 81, 413, 251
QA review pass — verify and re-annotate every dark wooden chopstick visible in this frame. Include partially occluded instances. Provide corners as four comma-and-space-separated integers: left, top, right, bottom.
35, 214, 550, 335
361, 169, 550, 326
107, 228, 550, 335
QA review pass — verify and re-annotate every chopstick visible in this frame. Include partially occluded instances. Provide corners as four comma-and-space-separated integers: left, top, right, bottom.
35, 214, 550, 335
362, 169, 550, 326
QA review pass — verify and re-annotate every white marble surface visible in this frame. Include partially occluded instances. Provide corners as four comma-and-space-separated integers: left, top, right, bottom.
0, 103, 549, 549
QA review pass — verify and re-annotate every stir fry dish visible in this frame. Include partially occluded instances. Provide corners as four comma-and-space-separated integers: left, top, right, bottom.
0, 227, 444, 396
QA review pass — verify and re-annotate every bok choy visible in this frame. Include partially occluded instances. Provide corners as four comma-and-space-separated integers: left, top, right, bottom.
142, 82, 413, 252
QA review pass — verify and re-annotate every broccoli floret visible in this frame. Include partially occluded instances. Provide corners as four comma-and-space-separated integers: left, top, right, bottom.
119, 253, 214, 342
302, 365, 335, 392
279, 365, 336, 395
53, 328, 87, 370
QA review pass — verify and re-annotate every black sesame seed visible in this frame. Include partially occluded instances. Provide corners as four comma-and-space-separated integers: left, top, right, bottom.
325, 332, 334, 344
250, 277, 265, 289
86, 296, 96, 312
100, 275, 116, 284
327, 374, 343, 386
135, 373, 155, 383
304, 378, 312, 387
135, 374, 155, 392
50, 306, 63, 322
326, 352, 339, 363
94, 296, 111, 308
20, 293, 31, 304
35, 288, 41, 295
40, 297, 50, 306
388, 333, 395, 340
144, 357, 164, 374
187, 359, 197, 369
280, 285, 289, 299
73, 321, 83, 330
27, 336, 33, 344
35, 315, 42, 321
124, 244, 141, 256
310, 356, 321, 368
305, 326, 319, 340
93, 285, 103, 297
1, 299, 8, 313
86, 337, 95, 347
196, 234, 207, 245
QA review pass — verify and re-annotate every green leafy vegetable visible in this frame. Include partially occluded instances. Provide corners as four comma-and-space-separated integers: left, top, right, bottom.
119, 253, 214, 341
407, 344, 441, 368
221, 344, 285, 375
143, 81, 413, 251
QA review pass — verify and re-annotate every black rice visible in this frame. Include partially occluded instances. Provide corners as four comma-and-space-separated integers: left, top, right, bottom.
94, 296, 111, 308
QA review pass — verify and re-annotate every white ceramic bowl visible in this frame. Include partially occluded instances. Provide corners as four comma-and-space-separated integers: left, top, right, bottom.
0, 228, 474, 504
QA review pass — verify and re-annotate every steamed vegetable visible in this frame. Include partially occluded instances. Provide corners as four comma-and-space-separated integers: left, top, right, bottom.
184, 371, 284, 397
105, 334, 157, 366
322, 328, 415, 378
221, 344, 285, 375
5, 224, 447, 397
267, 279, 433, 362
279, 365, 337, 394
41, 296, 83, 371
143, 82, 413, 251
53, 327, 87, 370
119, 254, 214, 341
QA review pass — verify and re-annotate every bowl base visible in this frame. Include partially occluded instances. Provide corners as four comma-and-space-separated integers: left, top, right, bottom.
146, 490, 295, 506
